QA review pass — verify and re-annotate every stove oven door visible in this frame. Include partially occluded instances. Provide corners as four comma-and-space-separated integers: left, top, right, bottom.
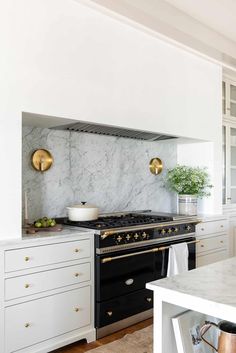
96, 245, 163, 302
96, 238, 196, 328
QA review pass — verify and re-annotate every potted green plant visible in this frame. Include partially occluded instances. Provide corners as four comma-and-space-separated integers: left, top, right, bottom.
164, 165, 213, 215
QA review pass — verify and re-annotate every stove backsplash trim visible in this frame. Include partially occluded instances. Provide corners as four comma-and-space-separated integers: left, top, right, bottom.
22, 126, 177, 220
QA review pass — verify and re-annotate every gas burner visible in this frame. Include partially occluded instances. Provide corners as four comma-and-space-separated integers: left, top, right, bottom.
63, 213, 173, 230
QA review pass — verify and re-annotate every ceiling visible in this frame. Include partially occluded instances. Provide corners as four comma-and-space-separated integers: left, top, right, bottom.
165, 0, 236, 43
81, 0, 236, 72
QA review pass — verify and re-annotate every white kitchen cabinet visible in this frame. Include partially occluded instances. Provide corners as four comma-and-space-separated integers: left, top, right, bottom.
222, 78, 236, 205
196, 216, 229, 267
0, 231, 95, 353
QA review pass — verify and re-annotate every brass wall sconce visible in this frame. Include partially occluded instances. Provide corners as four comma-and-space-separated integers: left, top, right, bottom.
149, 157, 163, 175
31, 149, 53, 172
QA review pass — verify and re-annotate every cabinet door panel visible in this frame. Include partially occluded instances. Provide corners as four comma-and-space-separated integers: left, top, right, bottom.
5, 286, 91, 352
5, 262, 91, 300
197, 250, 228, 267
5, 239, 91, 272
197, 234, 228, 255
196, 220, 228, 236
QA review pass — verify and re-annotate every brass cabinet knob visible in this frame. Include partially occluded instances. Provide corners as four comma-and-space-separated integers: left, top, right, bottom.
24, 284, 30, 288
201, 244, 204, 247
201, 228, 205, 231
106, 311, 113, 317
220, 240, 224, 243
220, 225, 224, 228
146, 297, 152, 303
74, 307, 80, 312
74, 273, 80, 277
24, 323, 30, 328
25, 256, 30, 262
75, 248, 79, 253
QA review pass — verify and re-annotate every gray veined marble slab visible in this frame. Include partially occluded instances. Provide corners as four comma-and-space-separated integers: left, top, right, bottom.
147, 257, 236, 322
22, 126, 177, 220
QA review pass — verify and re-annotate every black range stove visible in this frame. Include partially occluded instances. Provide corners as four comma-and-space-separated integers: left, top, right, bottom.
63, 211, 199, 254
63, 211, 200, 338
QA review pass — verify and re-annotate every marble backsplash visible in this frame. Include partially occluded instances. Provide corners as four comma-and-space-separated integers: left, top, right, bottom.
22, 126, 177, 220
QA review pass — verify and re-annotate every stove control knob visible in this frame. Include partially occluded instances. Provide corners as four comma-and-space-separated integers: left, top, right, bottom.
126, 234, 131, 241
142, 232, 147, 239
117, 235, 123, 243
167, 229, 172, 234
186, 226, 191, 231
134, 233, 139, 240
161, 229, 165, 235
174, 227, 179, 232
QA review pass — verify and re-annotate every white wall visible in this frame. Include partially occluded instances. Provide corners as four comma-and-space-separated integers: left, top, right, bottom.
177, 141, 222, 214
0, 0, 222, 239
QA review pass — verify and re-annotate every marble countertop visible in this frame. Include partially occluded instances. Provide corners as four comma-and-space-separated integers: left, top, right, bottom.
147, 257, 236, 322
0, 226, 94, 248
22, 226, 93, 240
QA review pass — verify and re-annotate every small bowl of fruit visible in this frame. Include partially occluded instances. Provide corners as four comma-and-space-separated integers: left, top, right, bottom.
34, 217, 57, 228
26, 217, 62, 234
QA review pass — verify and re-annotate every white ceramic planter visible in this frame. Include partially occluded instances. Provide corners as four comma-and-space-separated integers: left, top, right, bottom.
178, 194, 198, 215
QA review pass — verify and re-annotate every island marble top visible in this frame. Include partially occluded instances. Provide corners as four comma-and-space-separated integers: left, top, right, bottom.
147, 257, 236, 322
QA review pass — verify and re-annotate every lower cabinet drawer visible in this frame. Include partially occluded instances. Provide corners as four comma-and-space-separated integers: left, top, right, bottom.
5, 262, 91, 300
96, 288, 153, 328
196, 220, 228, 236
5, 239, 91, 272
197, 250, 229, 267
197, 234, 228, 255
5, 286, 91, 353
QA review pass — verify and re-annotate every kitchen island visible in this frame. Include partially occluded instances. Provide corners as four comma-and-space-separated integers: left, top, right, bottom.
147, 257, 236, 353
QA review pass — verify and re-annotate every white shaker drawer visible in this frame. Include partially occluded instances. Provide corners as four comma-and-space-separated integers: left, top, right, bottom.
197, 234, 228, 254
5, 286, 91, 352
196, 220, 228, 236
197, 250, 229, 267
5, 239, 91, 272
5, 262, 91, 300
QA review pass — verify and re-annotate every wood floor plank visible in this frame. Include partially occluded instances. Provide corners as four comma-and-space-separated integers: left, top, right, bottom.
52, 319, 152, 353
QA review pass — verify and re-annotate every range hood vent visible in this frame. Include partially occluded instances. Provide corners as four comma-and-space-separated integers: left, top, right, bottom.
52, 121, 177, 142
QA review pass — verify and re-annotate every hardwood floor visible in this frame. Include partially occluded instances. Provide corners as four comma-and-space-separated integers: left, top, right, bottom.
52, 318, 153, 353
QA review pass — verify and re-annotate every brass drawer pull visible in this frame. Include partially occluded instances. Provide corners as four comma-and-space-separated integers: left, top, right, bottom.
201, 228, 205, 231
25, 256, 30, 262
220, 225, 224, 228
106, 311, 113, 317
146, 297, 152, 303
74, 273, 80, 277
74, 307, 80, 312
24, 323, 30, 328
24, 284, 30, 288
201, 244, 204, 247
75, 249, 80, 253
220, 240, 224, 243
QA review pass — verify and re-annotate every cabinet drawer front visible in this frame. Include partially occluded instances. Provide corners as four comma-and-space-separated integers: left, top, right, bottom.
5, 286, 91, 352
197, 234, 228, 254
5, 262, 91, 300
5, 239, 91, 272
96, 288, 153, 328
197, 250, 229, 267
196, 220, 228, 236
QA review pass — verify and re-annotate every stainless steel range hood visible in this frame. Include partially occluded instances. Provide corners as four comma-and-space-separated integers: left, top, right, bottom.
52, 121, 177, 142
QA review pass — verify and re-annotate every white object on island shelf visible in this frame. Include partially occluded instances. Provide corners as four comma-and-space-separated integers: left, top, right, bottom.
172, 310, 219, 353
167, 242, 189, 277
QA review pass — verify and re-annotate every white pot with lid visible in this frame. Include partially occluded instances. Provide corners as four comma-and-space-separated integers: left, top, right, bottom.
67, 202, 99, 221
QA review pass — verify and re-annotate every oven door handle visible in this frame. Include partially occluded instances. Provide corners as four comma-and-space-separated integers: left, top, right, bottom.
101, 240, 199, 263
